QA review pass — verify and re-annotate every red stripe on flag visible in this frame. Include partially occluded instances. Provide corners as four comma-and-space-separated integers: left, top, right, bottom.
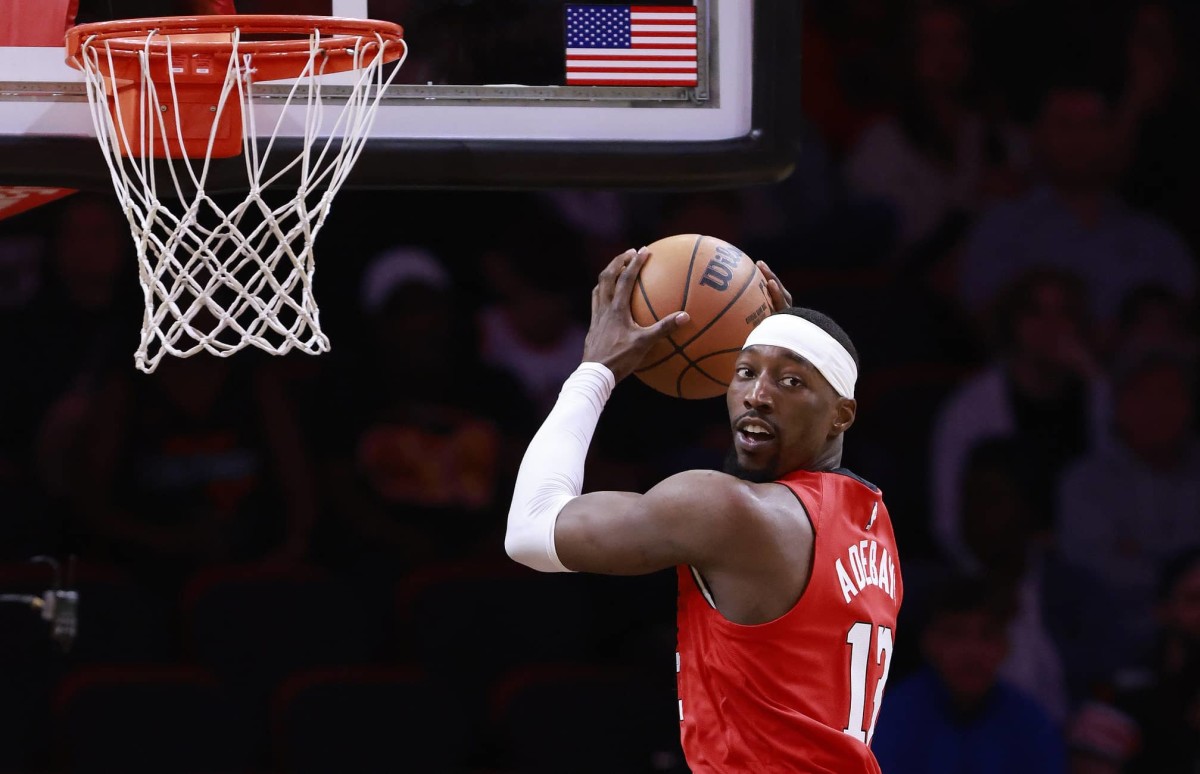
566, 79, 699, 86
566, 68, 700, 74
630, 5, 699, 12
568, 54, 696, 60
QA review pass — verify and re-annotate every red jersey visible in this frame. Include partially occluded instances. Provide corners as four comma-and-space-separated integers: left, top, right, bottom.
676, 468, 903, 773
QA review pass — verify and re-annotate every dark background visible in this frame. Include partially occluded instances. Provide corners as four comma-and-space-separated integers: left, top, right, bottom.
0, 0, 1198, 772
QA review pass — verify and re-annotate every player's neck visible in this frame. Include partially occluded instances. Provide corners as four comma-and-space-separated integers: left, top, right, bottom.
808, 438, 843, 473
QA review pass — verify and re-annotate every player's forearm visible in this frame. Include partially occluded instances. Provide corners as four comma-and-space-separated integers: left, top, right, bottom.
505, 362, 615, 572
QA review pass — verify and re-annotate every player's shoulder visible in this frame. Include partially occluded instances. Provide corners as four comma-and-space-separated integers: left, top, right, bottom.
651, 469, 800, 524
654, 469, 769, 505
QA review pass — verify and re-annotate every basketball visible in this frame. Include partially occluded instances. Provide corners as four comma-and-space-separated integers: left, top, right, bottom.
630, 234, 774, 399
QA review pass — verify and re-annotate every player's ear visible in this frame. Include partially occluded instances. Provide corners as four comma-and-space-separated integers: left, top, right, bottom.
830, 398, 856, 437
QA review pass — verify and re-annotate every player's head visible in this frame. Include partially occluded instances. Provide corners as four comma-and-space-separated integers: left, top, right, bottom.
724, 307, 859, 481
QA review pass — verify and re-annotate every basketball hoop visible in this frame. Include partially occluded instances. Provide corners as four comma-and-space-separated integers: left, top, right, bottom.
65, 15, 407, 373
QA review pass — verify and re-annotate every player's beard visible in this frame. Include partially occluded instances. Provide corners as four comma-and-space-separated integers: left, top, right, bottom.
722, 447, 779, 483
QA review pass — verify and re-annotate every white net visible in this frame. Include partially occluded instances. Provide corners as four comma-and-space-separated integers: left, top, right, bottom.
76, 24, 407, 373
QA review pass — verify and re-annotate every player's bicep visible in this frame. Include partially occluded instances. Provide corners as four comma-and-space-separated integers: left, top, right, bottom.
553, 473, 736, 576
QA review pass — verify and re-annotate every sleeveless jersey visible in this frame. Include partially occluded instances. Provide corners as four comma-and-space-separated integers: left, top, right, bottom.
676, 468, 903, 773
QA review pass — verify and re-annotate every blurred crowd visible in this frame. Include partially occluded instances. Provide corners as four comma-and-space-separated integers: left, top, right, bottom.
1, 0, 1199, 772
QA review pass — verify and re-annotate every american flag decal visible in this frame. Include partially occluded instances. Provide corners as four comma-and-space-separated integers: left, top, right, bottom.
565, 4, 698, 86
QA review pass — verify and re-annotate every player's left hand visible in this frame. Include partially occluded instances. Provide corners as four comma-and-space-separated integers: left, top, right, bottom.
757, 260, 793, 311
583, 248, 689, 382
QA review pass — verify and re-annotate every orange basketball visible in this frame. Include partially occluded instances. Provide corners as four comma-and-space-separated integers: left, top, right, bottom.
630, 234, 773, 399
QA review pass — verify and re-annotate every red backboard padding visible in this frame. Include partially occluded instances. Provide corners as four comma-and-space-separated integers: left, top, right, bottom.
0, 0, 78, 47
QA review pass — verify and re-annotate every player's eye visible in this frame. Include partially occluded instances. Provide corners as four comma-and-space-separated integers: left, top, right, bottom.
735, 366, 754, 379
781, 375, 804, 388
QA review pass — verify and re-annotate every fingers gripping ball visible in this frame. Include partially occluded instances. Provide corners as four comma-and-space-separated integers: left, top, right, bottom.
630, 234, 773, 399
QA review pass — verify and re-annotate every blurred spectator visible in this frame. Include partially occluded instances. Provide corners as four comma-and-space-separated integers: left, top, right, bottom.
319, 247, 536, 577
0, 195, 136, 558
930, 269, 1109, 569
476, 209, 589, 415
1056, 348, 1200, 660
0, 231, 49, 557
959, 438, 1122, 720
71, 355, 316, 590
1101, 547, 1200, 772
871, 577, 1066, 774
1116, 2, 1200, 253
845, 3, 1028, 256
957, 78, 1196, 333
1064, 701, 1140, 774
15, 194, 133, 429
1114, 283, 1197, 358
800, 0, 908, 155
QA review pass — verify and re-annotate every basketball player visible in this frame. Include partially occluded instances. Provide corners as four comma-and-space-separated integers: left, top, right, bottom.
506, 248, 902, 773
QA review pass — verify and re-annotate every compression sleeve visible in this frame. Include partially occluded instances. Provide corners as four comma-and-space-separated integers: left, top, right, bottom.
505, 362, 615, 573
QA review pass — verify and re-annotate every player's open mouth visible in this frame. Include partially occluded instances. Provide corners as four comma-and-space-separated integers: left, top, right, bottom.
735, 419, 777, 451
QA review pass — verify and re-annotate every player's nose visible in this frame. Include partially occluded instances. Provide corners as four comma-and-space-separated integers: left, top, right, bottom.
743, 375, 774, 411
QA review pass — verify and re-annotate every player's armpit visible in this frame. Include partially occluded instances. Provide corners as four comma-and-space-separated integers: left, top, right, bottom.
553, 470, 761, 576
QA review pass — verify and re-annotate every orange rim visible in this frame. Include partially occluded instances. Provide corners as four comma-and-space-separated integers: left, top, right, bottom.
65, 15, 406, 81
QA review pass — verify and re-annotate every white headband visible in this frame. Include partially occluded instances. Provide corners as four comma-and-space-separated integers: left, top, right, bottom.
742, 314, 858, 398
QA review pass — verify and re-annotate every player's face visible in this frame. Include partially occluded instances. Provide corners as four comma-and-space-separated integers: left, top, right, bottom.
724, 345, 850, 480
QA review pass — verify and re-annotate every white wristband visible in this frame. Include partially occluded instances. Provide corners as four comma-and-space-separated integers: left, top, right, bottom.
505, 362, 615, 572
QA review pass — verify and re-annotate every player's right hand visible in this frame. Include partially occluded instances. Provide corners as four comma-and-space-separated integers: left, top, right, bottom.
582, 248, 689, 382
757, 260, 793, 311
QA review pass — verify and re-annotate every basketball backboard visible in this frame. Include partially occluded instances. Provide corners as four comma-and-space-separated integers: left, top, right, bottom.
0, 0, 800, 193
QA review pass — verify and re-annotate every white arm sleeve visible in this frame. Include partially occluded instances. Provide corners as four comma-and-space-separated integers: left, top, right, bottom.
505, 362, 615, 573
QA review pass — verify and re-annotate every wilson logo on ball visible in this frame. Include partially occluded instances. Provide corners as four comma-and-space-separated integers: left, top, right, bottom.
698, 244, 744, 291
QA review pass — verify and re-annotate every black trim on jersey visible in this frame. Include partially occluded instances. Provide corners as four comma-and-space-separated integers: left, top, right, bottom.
829, 467, 880, 493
